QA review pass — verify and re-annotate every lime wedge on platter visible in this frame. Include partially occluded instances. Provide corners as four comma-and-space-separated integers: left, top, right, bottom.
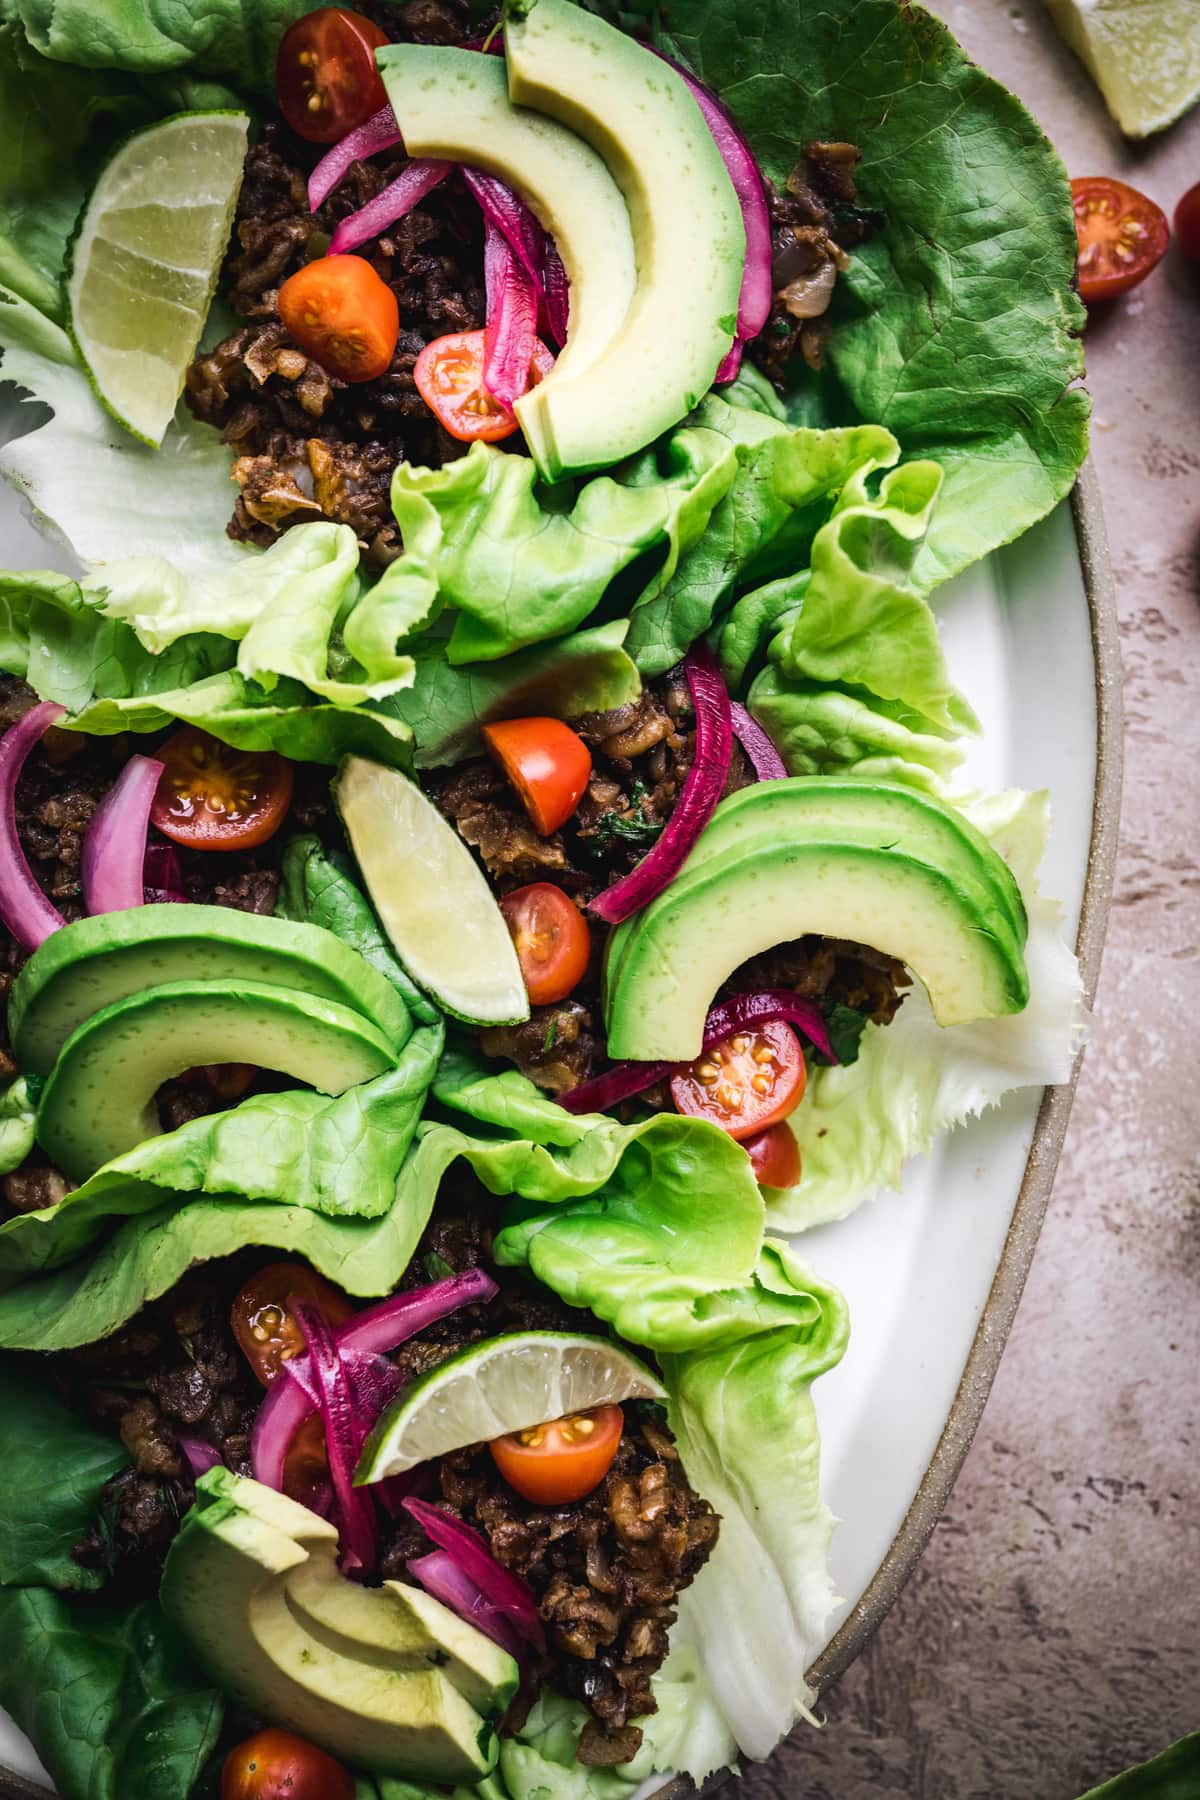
335, 756, 529, 1028
1045, 0, 1200, 137
67, 111, 250, 446
357, 1332, 666, 1483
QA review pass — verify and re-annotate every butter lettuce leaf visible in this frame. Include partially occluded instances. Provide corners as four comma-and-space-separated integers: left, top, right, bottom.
657, 0, 1089, 585
776, 789, 1085, 1228
6, 0, 309, 89
0, 1076, 36, 1174
0, 1362, 127, 1590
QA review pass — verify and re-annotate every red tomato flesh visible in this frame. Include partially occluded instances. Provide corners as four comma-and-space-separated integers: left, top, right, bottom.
1175, 181, 1200, 264
222, 1728, 354, 1800
670, 1019, 807, 1142
150, 727, 293, 851
230, 1262, 354, 1387
414, 330, 555, 442
278, 255, 399, 383
490, 1403, 624, 1504
1071, 176, 1169, 302
481, 715, 591, 835
745, 1120, 802, 1188
500, 883, 591, 1006
275, 8, 389, 144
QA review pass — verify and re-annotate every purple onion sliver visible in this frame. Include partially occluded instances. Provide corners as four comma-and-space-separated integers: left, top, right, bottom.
589, 642, 732, 925
402, 1497, 545, 1650
482, 222, 540, 413
177, 1435, 222, 1479
730, 702, 787, 780
541, 239, 569, 348
81, 754, 163, 918
308, 106, 403, 212
143, 841, 187, 904
328, 158, 452, 256
0, 701, 67, 951
461, 167, 550, 310
293, 1299, 377, 1576
409, 1551, 526, 1662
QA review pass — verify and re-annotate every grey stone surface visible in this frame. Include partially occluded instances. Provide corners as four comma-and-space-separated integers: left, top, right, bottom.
740, 5, 1200, 1796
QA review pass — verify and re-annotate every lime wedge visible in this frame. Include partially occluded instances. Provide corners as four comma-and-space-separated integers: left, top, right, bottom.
1044, 0, 1200, 137
336, 756, 529, 1028
357, 1331, 666, 1482
67, 111, 250, 446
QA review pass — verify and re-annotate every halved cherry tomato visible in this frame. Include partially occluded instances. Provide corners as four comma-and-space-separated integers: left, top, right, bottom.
744, 1120, 801, 1189
150, 727, 294, 851
481, 716, 591, 835
230, 1262, 354, 1386
222, 1727, 354, 1800
500, 883, 591, 1005
278, 254, 399, 382
490, 1403, 623, 1504
275, 8, 389, 144
1175, 181, 1200, 264
1071, 177, 1169, 303
281, 1411, 332, 1512
670, 1019, 806, 1143
414, 330, 555, 442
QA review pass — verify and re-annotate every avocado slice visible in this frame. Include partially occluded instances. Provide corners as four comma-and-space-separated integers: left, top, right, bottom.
9, 905, 410, 1078
504, 0, 745, 477
377, 46, 636, 405
605, 837, 1030, 1061
36, 980, 397, 1181
162, 1470, 511, 1783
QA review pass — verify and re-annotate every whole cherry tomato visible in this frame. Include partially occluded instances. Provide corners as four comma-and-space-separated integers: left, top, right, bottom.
1175, 181, 1200, 264
670, 1019, 807, 1143
414, 330, 555, 441
744, 1120, 802, 1188
278, 255, 399, 382
275, 8, 390, 144
221, 1728, 354, 1800
150, 728, 293, 851
500, 883, 591, 1005
481, 716, 591, 836
230, 1262, 354, 1387
490, 1403, 624, 1504
1071, 176, 1169, 302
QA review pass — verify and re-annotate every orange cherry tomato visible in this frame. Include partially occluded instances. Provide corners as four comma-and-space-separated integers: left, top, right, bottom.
230, 1262, 354, 1387
500, 883, 591, 1005
1071, 176, 1169, 303
275, 8, 390, 144
222, 1728, 354, 1800
670, 1019, 806, 1143
490, 1403, 624, 1504
1175, 180, 1200, 264
414, 330, 555, 442
150, 727, 293, 852
278, 255, 399, 382
744, 1120, 801, 1188
481, 716, 591, 836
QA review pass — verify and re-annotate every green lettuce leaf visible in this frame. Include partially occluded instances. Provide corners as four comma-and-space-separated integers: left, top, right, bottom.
657, 0, 1089, 584
0, 1361, 127, 1590
381, 620, 642, 769
389, 428, 738, 664
1079, 1737, 1200, 1800
0, 1075, 36, 1173
4, 0, 308, 90
776, 789, 1085, 1228
0, 1586, 222, 1800
0, 565, 414, 766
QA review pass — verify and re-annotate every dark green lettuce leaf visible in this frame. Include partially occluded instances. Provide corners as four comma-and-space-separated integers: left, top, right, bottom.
0, 1362, 126, 1590
0, 1587, 223, 1800
1079, 1738, 1200, 1800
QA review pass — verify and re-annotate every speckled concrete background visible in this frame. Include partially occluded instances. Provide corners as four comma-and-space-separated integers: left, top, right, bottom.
740, 5, 1200, 1797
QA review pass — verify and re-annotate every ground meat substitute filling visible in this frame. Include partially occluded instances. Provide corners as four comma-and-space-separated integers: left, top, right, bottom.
58, 1196, 716, 1762
431, 670, 910, 1094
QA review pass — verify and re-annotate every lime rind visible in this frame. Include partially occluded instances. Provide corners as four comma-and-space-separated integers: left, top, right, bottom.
336, 757, 530, 1029
357, 1331, 666, 1483
67, 111, 250, 446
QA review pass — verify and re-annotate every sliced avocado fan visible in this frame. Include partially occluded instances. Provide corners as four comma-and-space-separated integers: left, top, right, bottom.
162, 1469, 513, 1782
36, 980, 397, 1182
